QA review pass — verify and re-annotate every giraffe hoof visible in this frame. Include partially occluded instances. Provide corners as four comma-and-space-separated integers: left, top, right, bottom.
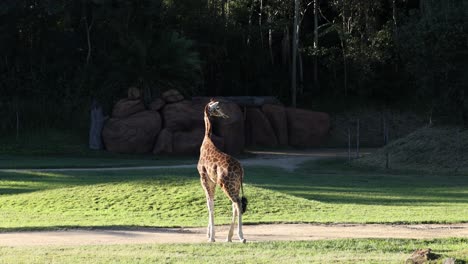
240, 239, 246, 243
208, 238, 215, 243
226, 238, 232, 242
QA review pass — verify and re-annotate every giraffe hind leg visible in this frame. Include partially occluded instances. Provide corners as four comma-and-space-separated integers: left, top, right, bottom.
226, 202, 237, 242
220, 183, 246, 243
235, 200, 246, 243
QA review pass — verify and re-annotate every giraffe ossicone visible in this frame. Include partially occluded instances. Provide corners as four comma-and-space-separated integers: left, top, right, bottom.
197, 99, 247, 243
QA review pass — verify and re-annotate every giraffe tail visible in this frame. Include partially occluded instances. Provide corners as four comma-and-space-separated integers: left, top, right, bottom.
240, 178, 247, 213
241, 196, 248, 214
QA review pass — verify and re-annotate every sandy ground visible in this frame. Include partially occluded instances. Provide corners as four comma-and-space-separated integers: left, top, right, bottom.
2, 148, 467, 247
1, 223, 468, 247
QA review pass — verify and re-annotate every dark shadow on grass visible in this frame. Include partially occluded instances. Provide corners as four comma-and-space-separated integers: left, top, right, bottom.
246, 161, 468, 206
2, 159, 468, 207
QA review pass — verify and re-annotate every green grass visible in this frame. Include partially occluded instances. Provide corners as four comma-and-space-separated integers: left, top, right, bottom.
0, 238, 467, 263
0, 158, 467, 230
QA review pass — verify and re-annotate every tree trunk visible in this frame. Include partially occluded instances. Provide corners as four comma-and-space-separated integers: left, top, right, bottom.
83, 2, 94, 66
259, 0, 264, 47
313, 0, 319, 90
392, 0, 397, 33
226, 0, 230, 20
268, 10, 274, 65
342, 45, 348, 96
298, 50, 304, 95
341, 0, 348, 97
291, 0, 299, 107
282, 27, 290, 66
247, 0, 255, 45
392, 0, 399, 72
222, 0, 226, 19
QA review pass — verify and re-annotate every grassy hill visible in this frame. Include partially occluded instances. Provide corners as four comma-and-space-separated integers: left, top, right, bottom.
356, 126, 468, 173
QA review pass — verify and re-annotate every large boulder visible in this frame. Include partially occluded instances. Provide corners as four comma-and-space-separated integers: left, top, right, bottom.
245, 108, 278, 147
286, 108, 330, 147
162, 89, 184, 103
173, 129, 224, 154
103, 111, 162, 153
191, 98, 244, 155
148, 98, 165, 111
161, 100, 204, 132
212, 102, 245, 155
127, 86, 142, 100
153, 128, 173, 154
261, 104, 288, 146
112, 99, 145, 118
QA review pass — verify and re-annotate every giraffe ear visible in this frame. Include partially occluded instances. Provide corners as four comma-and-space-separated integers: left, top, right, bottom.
208, 101, 219, 110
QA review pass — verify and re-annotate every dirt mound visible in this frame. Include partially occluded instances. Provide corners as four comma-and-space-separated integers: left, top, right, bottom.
356, 126, 468, 172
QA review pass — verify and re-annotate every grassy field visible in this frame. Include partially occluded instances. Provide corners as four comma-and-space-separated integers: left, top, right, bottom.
0, 238, 467, 263
0, 158, 467, 230
1, 155, 467, 263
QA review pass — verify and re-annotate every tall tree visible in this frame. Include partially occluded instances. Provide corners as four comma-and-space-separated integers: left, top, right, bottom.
291, 0, 300, 107
313, 0, 319, 89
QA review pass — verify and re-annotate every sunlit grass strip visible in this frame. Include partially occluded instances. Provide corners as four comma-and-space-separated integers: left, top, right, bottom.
0, 238, 467, 264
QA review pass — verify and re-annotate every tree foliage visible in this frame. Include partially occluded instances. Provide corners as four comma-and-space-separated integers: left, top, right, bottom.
398, 0, 468, 123
0, 0, 467, 133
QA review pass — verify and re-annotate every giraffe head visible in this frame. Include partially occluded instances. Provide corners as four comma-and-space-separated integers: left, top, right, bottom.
206, 99, 229, 119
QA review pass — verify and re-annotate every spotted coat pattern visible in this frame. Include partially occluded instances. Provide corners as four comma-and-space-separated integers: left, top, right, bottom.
198, 138, 243, 203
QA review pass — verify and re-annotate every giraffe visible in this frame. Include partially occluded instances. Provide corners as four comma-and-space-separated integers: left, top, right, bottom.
197, 99, 248, 243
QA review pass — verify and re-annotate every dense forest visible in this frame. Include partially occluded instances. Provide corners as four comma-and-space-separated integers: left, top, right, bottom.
0, 0, 467, 134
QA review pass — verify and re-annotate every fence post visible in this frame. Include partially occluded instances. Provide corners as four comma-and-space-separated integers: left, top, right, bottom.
16, 110, 19, 141
89, 99, 105, 150
355, 118, 360, 159
384, 111, 389, 169
348, 124, 351, 163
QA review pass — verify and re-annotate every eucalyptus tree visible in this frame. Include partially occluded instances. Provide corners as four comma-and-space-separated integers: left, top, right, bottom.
398, 0, 468, 125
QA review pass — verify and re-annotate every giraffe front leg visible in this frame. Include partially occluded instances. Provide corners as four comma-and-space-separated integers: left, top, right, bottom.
226, 203, 237, 242
200, 170, 216, 243
207, 198, 215, 242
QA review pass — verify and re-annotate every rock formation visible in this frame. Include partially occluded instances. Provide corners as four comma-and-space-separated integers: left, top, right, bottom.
102, 89, 330, 155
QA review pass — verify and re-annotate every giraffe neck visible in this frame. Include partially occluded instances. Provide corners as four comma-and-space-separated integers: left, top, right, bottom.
203, 109, 212, 139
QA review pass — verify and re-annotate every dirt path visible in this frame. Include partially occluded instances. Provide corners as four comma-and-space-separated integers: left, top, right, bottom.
0, 148, 372, 173
1, 223, 467, 247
